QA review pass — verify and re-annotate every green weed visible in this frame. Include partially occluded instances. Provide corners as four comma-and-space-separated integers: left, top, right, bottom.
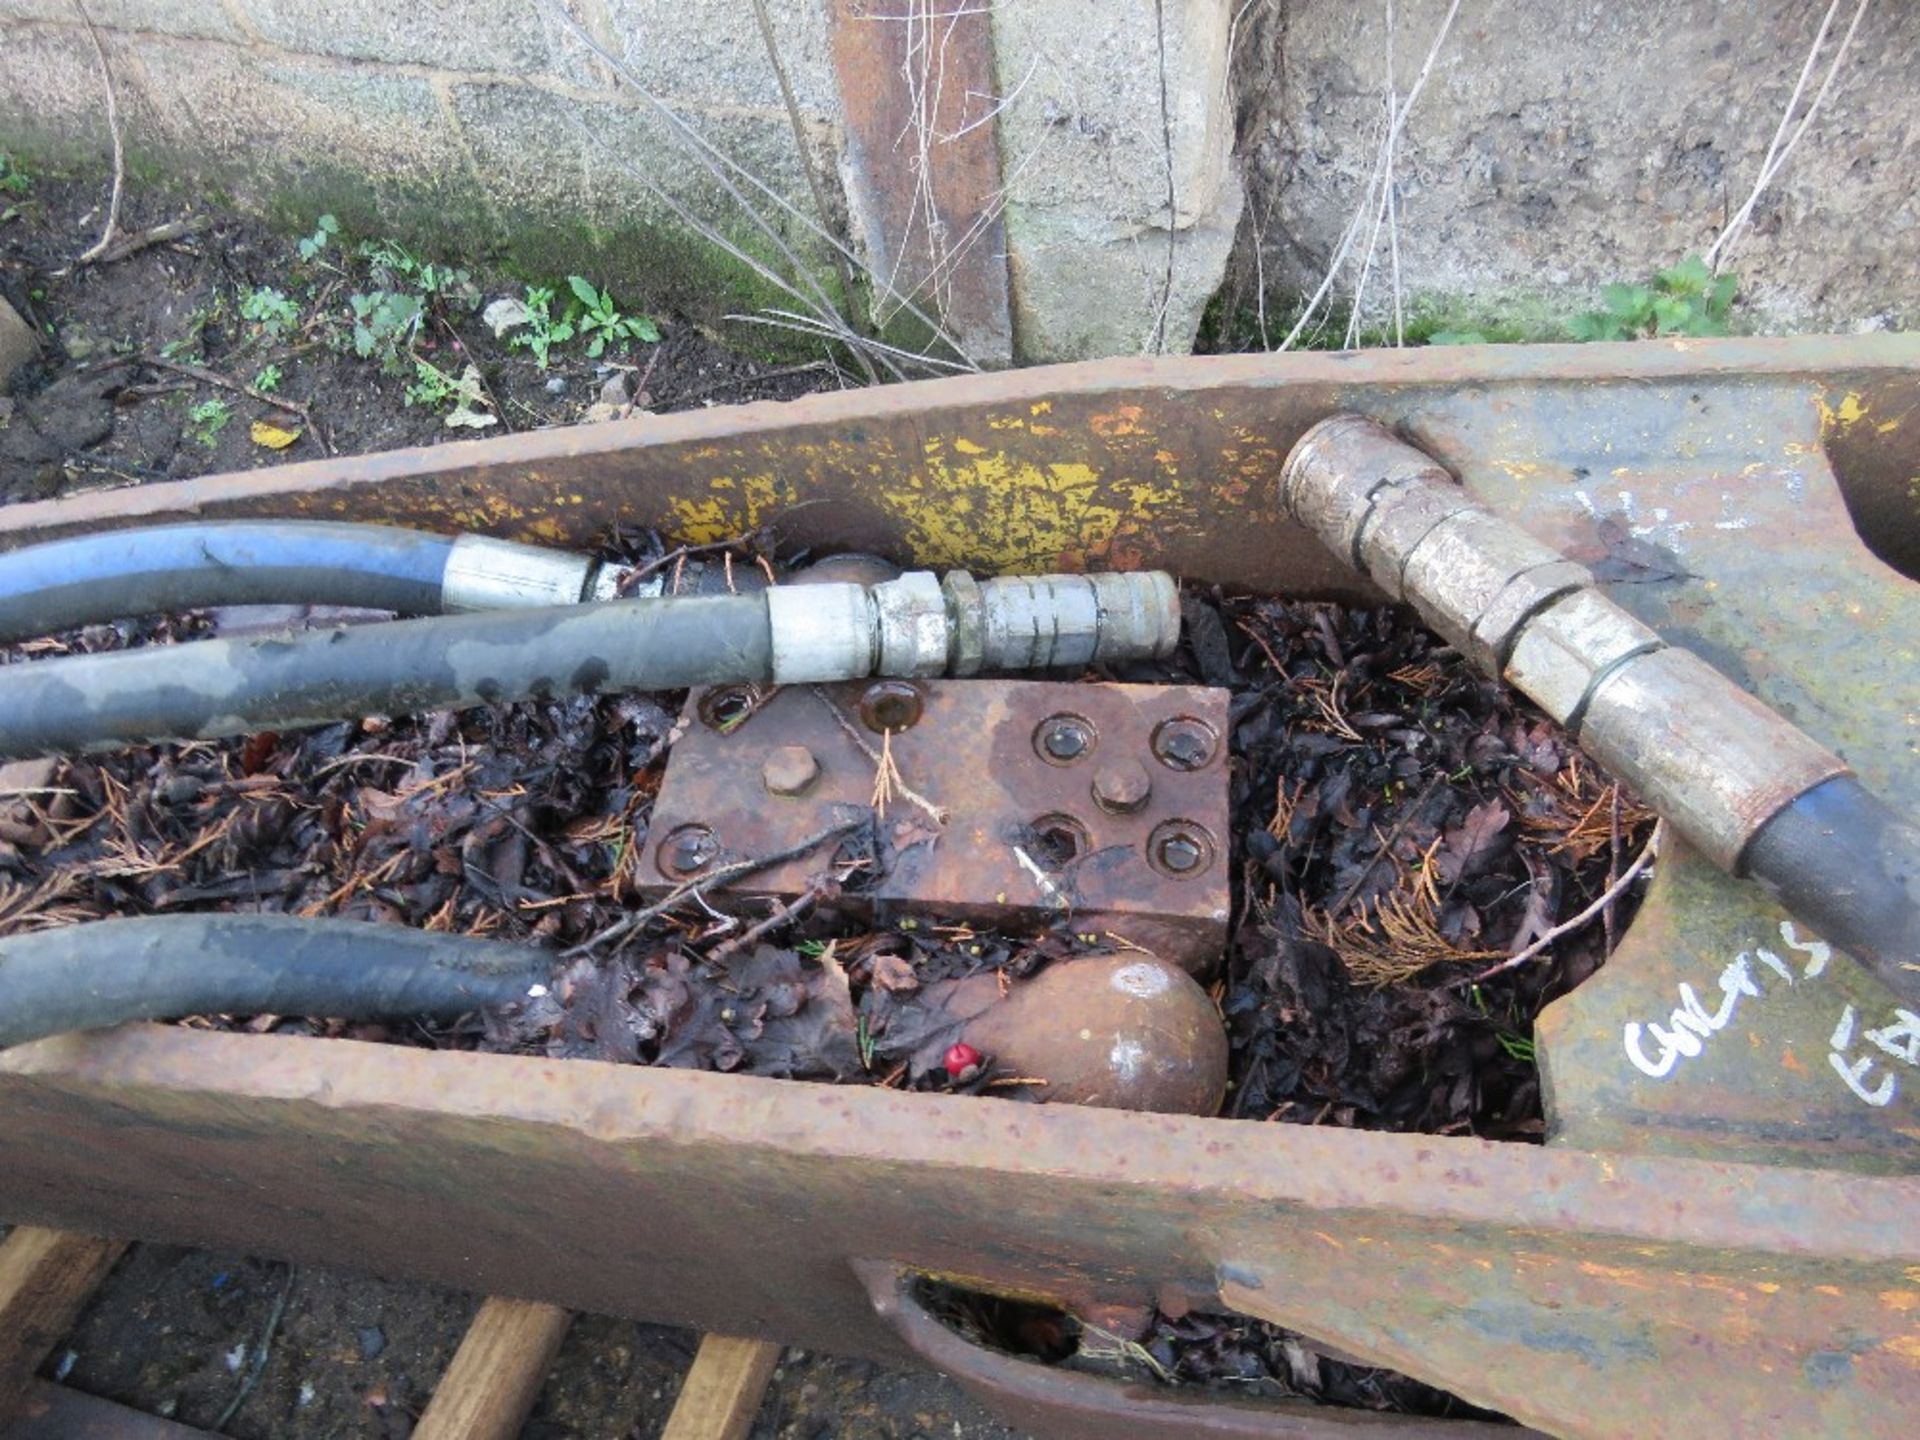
566, 275, 660, 357
1496, 1032, 1537, 1064
0, 152, 30, 197
240, 286, 300, 341
297, 213, 339, 262
347, 290, 425, 373
509, 285, 574, 369
1568, 255, 1737, 340
186, 397, 233, 450
252, 363, 283, 394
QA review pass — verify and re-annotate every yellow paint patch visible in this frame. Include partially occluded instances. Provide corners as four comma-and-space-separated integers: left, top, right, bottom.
1089, 404, 1145, 437
665, 473, 797, 544
1884, 1334, 1920, 1363
1310, 1230, 1345, 1250
1816, 390, 1872, 432
1579, 1262, 1658, 1290
1882, 1290, 1920, 1313
1755, 1282, 1780, 1295
1030, 400, 1052, 415
874, 442, 1174, 571
1493, 459, 1547, 480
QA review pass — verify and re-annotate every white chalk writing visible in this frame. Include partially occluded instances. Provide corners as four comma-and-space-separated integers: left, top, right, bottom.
1622, 922, 1832, 1080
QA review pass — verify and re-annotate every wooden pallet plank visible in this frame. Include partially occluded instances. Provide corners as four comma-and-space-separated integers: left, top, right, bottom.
661, 1334, 782, 1440
0, 1227, 126, 1418
411, 1297, 572, 1440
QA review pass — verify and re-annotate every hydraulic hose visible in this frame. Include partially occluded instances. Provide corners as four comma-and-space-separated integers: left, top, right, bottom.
0, 592, 775, 757
0, 521, 634, 645
0, 914, 554, 1050
1280, 412, 1920, 1008
0, 569, 1180, 758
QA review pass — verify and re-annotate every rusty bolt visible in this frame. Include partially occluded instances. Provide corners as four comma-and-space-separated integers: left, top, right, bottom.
1091, 758, 1152, 814
1034, 713, 1095, 765
658, 823, 720, 878
1148, 821, 1215, 879
762, 745, 820, 797
858, 679, 925, 733
1151, 717, 1218, 771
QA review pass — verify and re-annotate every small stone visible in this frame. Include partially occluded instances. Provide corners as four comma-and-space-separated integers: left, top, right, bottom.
357, 1324, 386, 1359
61, 332, 95, 362
544, 376, 568, 395
598, 371, 634, 407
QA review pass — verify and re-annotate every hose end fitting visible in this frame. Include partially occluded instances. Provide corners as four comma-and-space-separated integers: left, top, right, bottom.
768, 568, 1181, 682
441, 535, 595, 611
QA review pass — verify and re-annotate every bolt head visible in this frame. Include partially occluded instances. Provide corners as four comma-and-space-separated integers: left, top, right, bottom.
659, 823, 720, 878
762, 744, 820, 797
1152, 717, 1218, 771
1158, 836, 1203, 872
1091, 758, 1152, 814
1034, 713, 1095, 764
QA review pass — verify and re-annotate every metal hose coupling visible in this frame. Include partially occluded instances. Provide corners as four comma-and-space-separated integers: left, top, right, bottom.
439, 534, 640, 611
765, 569, 1181, 683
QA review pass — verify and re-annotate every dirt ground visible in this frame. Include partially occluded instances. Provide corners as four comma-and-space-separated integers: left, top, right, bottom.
3, 169, 1026, 1440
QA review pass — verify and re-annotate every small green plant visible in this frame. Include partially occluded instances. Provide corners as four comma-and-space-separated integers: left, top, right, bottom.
404, 357, 461, 410
1568, 255, 1737, 341
360, 238, 478, 307
1496, 1031, 1538, 1064
0, 152, 31, 197
565, 275, 660, 357
297, 213, 339, 262
186, 397, 233, 450
240, 286, 300, 341
509, 285, 574, 369
347, 290, 425, 373
252, 363, 283, 394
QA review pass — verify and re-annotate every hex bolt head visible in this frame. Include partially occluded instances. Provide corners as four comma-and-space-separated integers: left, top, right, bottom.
1151, 717, 1218, 771
1092, 758, 1152, 814
762, 745, 820, 797
1147, 821, 1215, 879
1159, 836, 1203, 871
659, 823, 720, 878
1034, 713, 1096, 765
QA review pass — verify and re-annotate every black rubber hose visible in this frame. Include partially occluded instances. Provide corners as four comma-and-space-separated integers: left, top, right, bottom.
0, 522, 457, 644
1742, 775, 1920, 1007
0, 592, 772, 758
0, 914, 553, 1050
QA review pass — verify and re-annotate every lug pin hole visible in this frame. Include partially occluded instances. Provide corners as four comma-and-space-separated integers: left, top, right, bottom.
699, 687, 758, 731
1029, 813, 1089, 869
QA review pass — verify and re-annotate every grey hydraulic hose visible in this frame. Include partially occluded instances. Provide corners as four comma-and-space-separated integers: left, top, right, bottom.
0, 592, 774, 757
0, 914, 553, 1050
0, 569, 1179, 758
0, 521, 635, 644
1280, 412, 1920, 1008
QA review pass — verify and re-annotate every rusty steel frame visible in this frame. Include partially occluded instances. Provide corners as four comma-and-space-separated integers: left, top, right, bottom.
1, 337, 1917, 1438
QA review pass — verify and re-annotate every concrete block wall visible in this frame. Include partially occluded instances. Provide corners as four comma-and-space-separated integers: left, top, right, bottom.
1235, 0, 1920, 336
0, 0, 845, 328
1, 0, 1914, 360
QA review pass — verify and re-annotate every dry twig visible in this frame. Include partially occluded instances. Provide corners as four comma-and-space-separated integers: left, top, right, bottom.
69, 0, 124, 269
1462, 821, 1664, 984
